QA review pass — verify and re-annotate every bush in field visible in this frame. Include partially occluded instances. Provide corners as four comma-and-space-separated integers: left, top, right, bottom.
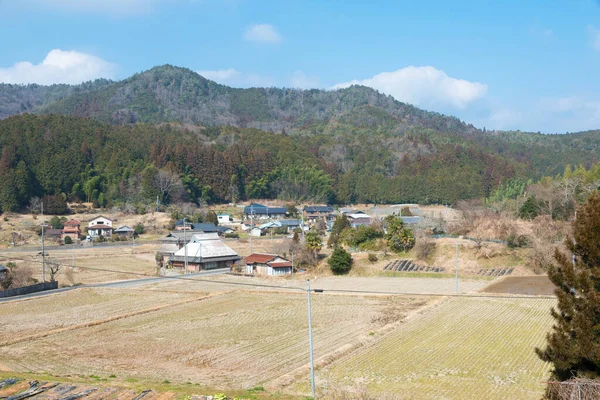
367, 253, 378, 263
328, 247, 353, 275
414, 237, 436, 260
224, 233, 239, 239
64, 236, 73, 245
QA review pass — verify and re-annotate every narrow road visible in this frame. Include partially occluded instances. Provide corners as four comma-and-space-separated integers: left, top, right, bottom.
0, 268, 230, 302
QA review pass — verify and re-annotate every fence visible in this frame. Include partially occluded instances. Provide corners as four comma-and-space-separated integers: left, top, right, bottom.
432, 234, 507, 245
0, 281, 58, 298
545, 379, 600, 400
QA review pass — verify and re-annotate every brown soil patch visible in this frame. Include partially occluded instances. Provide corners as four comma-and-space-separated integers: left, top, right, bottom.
482, 275, 556, 295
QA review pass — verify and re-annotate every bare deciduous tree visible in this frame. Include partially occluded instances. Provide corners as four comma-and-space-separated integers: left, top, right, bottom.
46, 258, 61, 282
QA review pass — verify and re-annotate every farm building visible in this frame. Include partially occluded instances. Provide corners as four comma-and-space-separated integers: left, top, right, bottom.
159, 231, 204, 257
243, 253, 292, 276
244, 203, 287, 220
170, 233, 240, 272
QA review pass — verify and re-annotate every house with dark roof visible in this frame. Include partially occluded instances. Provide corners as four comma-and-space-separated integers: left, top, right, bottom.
243, 253, 292, 276
87, 216, 113, 238
244, 203, 287, 220
303, 205, 336, 222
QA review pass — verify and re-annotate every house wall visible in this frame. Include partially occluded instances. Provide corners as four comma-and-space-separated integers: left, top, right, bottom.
268, 267, 291, 276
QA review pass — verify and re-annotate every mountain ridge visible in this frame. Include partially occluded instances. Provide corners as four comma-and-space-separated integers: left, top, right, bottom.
0, 64, 478, 135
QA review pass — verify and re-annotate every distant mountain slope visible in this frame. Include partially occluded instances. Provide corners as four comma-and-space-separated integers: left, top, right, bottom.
0, 65, 477, 135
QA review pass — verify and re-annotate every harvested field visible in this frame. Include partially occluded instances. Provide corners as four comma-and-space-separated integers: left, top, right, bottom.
320, 297, 556, 400
483, 275, 556, 296
0, 290, 430, 391
0, 288, 202, 345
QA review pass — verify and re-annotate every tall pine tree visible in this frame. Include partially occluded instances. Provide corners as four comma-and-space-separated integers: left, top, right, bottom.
536, 191, 600, 385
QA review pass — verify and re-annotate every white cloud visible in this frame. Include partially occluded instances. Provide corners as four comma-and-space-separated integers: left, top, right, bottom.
244, 24, 282, 44
0, 49, 117, 85
196, 68, 274, 87
290, 70, 320, 89
197, 68, 240, 81
332, 66, 487, 109
589, 25, 600, 51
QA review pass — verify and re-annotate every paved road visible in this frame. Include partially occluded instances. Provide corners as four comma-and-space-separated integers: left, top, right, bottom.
0, 268, 230, 302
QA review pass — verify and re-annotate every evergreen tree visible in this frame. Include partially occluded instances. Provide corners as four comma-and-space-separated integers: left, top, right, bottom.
536, 192, 600, 387
328, 214, 350, 248
328, 247, 353, 275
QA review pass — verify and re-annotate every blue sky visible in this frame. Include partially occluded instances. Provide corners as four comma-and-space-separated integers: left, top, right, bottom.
1, 0, 600, 133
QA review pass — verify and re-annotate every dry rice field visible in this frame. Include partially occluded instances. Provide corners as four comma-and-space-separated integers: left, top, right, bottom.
0, 288, 429, 392
319, 296, 556, 400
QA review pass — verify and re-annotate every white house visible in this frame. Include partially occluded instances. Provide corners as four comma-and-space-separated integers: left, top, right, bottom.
243, 253, 292, 276
169, 233, 240, 273
217, 214, 233, 224
87, 216, 113, 238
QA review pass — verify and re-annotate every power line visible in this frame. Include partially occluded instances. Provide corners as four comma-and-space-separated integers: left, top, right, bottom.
0, 254, 557, 300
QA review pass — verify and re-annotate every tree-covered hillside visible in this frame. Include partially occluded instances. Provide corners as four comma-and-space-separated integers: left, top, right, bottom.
0, 65, 476, 135
1, 65, 600, 210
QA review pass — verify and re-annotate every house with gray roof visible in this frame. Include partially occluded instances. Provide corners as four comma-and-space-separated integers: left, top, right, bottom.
169, 233, 240, 272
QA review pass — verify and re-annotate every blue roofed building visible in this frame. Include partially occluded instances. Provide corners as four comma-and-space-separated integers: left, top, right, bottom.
243, 203, 287, 220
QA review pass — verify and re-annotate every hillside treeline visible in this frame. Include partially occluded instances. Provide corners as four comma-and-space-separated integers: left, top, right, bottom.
0, 114, 529, 212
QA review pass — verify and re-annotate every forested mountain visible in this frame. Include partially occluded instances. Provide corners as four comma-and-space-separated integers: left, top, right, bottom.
0, 65, 475, 134
0, 65, 599, 211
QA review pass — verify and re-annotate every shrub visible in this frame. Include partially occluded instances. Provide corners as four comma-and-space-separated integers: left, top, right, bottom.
134, 223, 145, 235
224, 233, 239, 239
367, 253, 378, 263
2, 216, 7, 222
414, 237, 436, 260
64, 236, 73, 245
328, 247, 353, 275
507, 234, 531, 248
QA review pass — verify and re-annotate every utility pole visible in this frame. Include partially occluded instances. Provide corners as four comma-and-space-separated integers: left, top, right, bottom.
291, 251, 294, 281
307, 280, 316, 399
249, 205, 254, 255
72, 244, 75, 269
156, 195, 159, 213
455, 242, 459, 293
41, 202, 45, 283
301, 207, 305, 243
184, 218, 188, 275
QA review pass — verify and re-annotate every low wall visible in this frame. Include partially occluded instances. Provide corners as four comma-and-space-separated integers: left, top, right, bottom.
0, 281, 58, 298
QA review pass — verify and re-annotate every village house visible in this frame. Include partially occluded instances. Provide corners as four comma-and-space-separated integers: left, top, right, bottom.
174, 221, 233, 235
61, 219, 81, 241
303, 205, 336, 223
342, 210, 373, 228
169, 233, 240, 273
114, 225, 135, 238
217, 214, 233, 224
158, 230, 204, 258
244, 203, 287, 220
243, 253, 293, 276
87, 216, 113, 239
